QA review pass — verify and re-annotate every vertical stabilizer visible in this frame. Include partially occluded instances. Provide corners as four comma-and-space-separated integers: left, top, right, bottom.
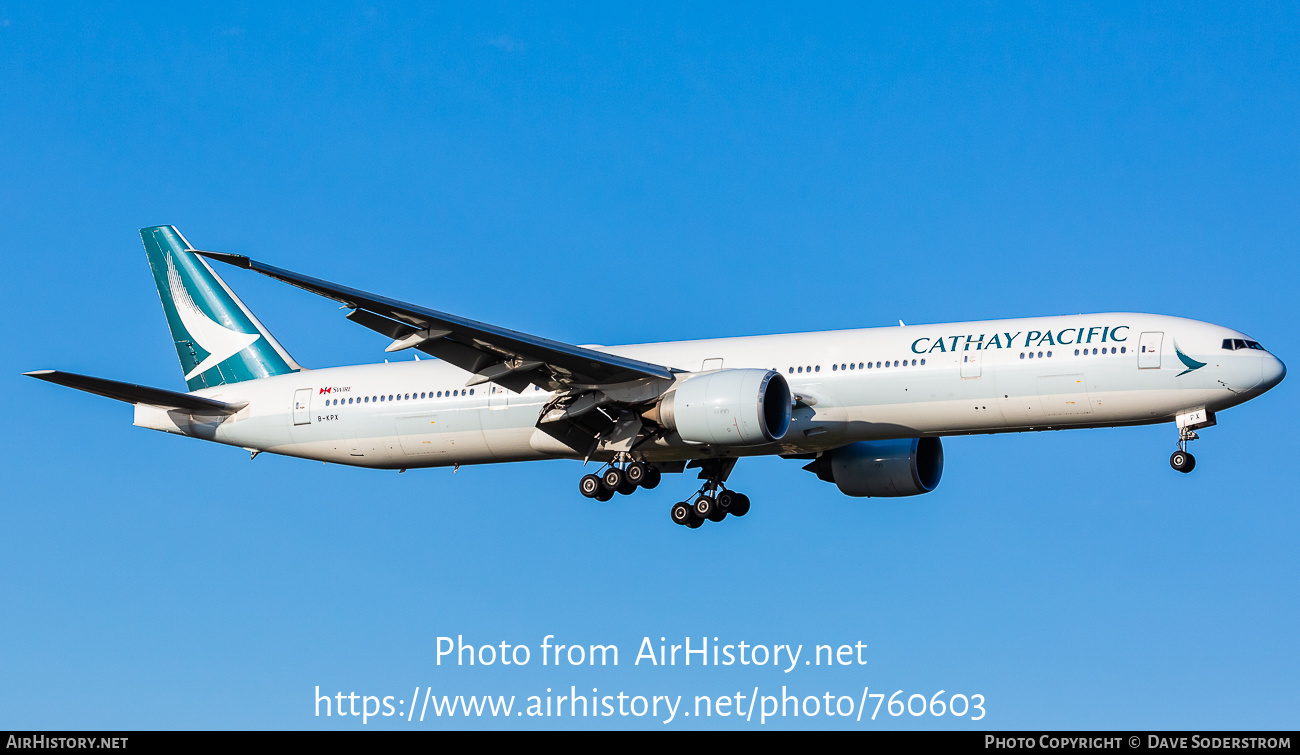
140, 225, 301, 390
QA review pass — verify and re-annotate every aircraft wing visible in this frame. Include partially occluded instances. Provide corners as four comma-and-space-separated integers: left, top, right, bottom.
25, 370, 247, 414
195, 251, 676, 392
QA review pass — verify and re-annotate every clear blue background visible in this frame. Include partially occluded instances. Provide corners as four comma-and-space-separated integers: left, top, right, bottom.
2, 2, 1297, 730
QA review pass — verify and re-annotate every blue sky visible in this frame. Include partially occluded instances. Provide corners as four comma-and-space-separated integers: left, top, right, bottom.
2, 2, 1297, 729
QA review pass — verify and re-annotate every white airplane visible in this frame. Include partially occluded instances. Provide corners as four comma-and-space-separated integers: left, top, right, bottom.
27, 226, 1286, 528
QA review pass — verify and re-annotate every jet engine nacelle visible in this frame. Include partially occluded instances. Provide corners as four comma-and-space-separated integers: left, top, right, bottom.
655, 369, 792, 446
804, 438, 944, 497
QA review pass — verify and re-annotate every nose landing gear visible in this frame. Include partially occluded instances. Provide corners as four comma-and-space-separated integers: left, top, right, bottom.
1170, 427, 1198, 473
1170, 449, 1195, 473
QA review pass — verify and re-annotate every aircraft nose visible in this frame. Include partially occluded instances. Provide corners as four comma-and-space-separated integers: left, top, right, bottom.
1258, 354, 1286, 393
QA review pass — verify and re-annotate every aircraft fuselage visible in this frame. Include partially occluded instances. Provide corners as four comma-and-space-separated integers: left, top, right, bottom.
134, 312, 1284, 470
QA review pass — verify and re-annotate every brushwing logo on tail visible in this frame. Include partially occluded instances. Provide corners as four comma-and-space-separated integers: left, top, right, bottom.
165, 253, 261, 380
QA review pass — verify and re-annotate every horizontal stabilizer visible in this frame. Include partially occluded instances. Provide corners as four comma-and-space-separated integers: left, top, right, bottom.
24, 370, 247, 415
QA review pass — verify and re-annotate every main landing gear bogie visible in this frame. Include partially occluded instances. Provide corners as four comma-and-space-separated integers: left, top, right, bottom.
668, 488, 751, 528
578, 456, 750, 528
578, 458, 662, 501
669, 457, 750, 529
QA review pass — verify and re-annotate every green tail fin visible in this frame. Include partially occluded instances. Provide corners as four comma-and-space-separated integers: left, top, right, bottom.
140, 225, 301, 390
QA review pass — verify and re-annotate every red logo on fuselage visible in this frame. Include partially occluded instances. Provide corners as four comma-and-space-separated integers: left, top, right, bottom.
319, 387, 332, 394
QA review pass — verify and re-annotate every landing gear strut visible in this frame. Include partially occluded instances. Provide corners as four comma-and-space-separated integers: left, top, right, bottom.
1170, 427, 1198, 473
672, 458, 750, 528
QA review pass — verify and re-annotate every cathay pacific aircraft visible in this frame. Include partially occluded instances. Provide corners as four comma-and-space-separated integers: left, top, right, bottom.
27, 226, 1286, 528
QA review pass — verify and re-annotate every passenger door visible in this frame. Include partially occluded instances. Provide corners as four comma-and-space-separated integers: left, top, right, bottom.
293, 388, 312, 425
1138, 332, 1163, 369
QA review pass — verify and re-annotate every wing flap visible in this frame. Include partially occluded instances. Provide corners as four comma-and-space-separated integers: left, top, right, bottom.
25, 370, 246, 415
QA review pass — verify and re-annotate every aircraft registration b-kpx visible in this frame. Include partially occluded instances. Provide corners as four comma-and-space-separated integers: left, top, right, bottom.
27, 226, 1286, 527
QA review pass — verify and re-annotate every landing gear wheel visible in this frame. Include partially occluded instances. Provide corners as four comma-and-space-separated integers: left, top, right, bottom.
579, 474, 603, 498
601, 467, 625, 491
617, 479, 637, 495
670, 502, 693, 526
731, 493, 751, 517
716, 489, 737, 514
625, 462, 648, 486
685, 516, 703, 529
641, 467, 661, 490
594, 488, 614, 502
1170, 450, 1196, 473
693, 495, 716, 520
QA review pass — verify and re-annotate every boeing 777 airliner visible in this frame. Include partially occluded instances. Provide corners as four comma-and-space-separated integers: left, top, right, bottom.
26, 227, 1286, 528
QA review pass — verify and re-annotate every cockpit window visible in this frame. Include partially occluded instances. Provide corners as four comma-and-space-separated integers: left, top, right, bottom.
1223, 338, 1268, 351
